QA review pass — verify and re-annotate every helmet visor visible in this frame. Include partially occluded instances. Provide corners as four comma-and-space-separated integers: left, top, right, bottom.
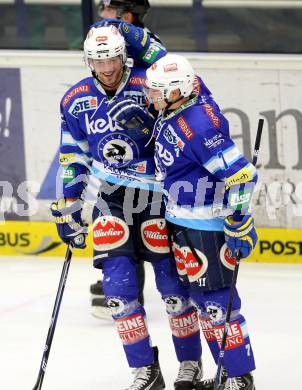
89, 56, 122, 70
143, 86, 164, 104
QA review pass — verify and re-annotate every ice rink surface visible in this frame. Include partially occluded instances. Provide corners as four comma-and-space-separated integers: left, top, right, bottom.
1, 255, 301, 390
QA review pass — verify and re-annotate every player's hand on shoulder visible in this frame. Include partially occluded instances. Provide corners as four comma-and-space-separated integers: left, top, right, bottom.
224, 214, 258, 258
91, 19, 122, 29
51, 198, 87, 249
119, 22, 150, 52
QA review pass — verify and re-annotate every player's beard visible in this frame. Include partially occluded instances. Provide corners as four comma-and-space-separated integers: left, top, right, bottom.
97, 67, 124, 91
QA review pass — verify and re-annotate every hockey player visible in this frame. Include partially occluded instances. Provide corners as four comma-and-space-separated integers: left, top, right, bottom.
97, 0, 165, 66
144, 54, 257, 390
90, 0, 167, 319
51, 27, 203, 390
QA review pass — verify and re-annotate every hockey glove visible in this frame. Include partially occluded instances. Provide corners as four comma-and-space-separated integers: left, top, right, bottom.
107, 98, 155, 140
224, 215, 258, 258
51, 198, 87, 249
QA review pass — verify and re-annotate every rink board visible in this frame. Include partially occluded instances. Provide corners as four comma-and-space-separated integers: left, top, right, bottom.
0, 51, 302, 230
0, 221, 301, 263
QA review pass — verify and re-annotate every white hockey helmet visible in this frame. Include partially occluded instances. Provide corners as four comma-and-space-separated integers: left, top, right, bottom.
84, 25, 127, 67
145, 54, 195, 101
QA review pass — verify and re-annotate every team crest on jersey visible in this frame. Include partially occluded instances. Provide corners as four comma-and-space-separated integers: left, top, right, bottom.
220, 243, 236, 270
141, 219, 169, 254
68, 96, 98, 118
93, 216, 129, 251
97, 133, 139, 167
163, 125, 185, 157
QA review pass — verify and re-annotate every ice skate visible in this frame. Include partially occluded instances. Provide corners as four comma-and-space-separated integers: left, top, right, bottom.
90, 280, 111, 319
195, 368, 228, 389
218, 373, 255, 390
174, 360, 203, 389
197, 371, 254, 390
125, 347, 165, 390
90, 279, 104, 298
91, 296, 111, 320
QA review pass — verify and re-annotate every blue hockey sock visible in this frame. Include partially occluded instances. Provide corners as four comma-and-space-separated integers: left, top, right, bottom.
192, 288, 256, 376
102, 256, 154, 368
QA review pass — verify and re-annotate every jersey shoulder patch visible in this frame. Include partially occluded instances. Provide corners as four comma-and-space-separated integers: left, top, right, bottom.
61, 77, 93, 108
201, 103, 221, 128
128, 67, 146, 87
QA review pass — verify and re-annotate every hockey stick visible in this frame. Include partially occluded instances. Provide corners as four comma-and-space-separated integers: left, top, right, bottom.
213, 118, 264, 390
32, 243, 74, 390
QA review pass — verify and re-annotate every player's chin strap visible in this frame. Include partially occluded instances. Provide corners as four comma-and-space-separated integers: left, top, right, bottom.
164, 95, 184, 110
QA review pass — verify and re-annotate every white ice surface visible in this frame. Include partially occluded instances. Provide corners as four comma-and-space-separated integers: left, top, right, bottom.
0, 257, 301, 390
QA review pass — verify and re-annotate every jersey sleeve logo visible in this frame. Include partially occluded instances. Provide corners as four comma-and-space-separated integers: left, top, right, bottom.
176, 115, 194, 140
202, 104, 221, 128
203, 133, 224, 149
128, 76, 146, 86
62, 84, 91, 107
193, 76, 201, 95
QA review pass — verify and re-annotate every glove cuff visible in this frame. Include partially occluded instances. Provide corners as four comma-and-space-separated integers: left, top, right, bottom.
224, 215, 254, 238
51, 198, 83, 216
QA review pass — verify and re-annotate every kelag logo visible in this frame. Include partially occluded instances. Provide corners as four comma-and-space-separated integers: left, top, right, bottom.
0, 68, 27, 220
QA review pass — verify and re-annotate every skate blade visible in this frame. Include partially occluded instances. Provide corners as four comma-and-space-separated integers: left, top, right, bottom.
91, 307, 112, 321
90, 293, 105, 300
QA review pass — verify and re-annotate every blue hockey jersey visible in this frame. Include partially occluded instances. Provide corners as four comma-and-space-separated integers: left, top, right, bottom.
59, 66, 213, 199
154, 95, 257, 231
59, 66, 159, 197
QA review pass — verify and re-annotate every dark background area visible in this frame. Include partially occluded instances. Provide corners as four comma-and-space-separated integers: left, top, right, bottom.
0, 2, 301, 53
